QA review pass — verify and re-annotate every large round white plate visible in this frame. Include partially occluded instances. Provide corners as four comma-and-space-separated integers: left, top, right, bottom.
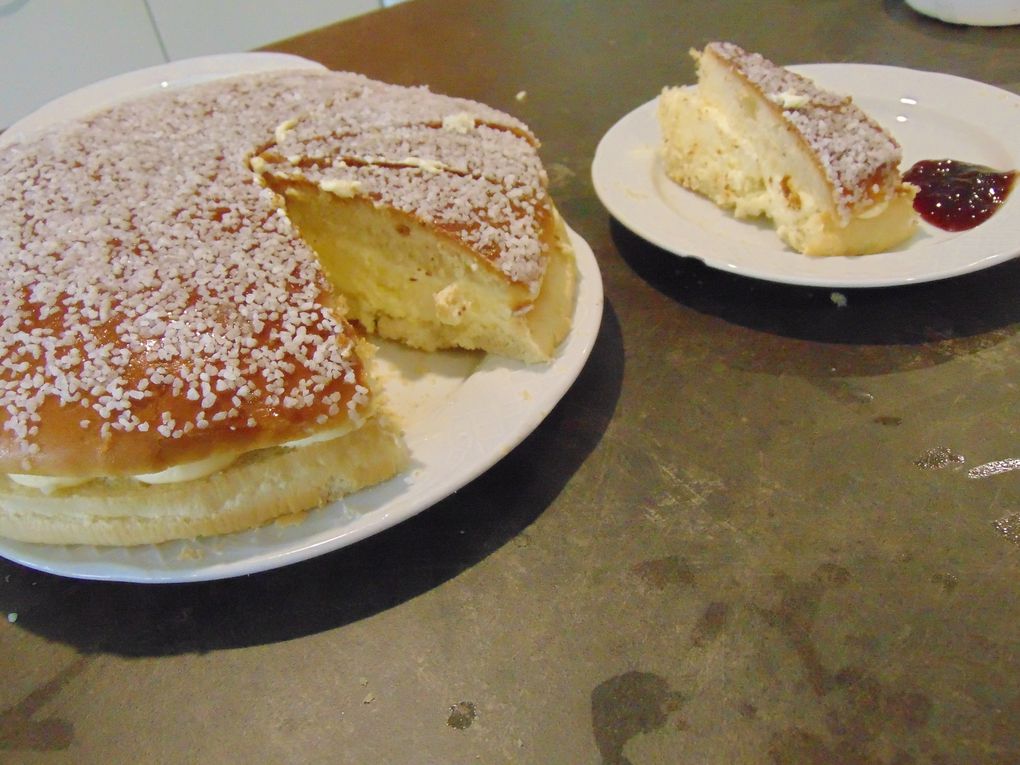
592, 64, 1020, 288
0, 54, 604, 582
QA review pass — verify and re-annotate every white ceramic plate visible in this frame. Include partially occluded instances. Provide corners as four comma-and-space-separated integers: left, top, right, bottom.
0, 54, 604, 582
0, 52, 327, 146
906, 0, 1020, 26
592, 64, 1020, 288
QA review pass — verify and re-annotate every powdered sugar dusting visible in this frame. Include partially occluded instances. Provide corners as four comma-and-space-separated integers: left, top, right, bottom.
708, 42, 903, 219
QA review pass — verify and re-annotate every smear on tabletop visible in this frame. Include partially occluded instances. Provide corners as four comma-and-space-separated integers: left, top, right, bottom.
968, 458, 1020, 479
913, 447, 965, 470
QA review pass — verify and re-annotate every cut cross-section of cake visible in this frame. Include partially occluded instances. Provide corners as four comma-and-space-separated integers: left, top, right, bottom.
658, 42, 917, 257
251, 84, 576, 363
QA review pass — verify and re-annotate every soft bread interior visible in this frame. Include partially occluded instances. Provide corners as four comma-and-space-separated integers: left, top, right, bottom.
278, 183, 576, 364
0, 416, 406, 546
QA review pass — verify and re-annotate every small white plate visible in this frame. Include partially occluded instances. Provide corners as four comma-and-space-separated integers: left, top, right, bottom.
592, 64, 1020, 288
0, 54, 604, 582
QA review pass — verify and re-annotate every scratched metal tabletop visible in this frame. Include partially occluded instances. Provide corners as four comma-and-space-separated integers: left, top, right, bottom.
2, 1, 1020, 762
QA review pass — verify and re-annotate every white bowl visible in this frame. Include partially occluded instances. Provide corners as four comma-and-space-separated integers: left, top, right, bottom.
906, 0, 1020, 25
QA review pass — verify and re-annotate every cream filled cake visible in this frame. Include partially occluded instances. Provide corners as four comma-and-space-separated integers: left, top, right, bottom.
658, 42, 917, 256
0, 68, 574, 546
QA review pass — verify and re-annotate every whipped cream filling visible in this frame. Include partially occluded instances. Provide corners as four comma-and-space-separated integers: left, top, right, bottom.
6, 474, 91, 492
130, 451, 238, 485
319, 178, 364, 198
7, 424, 354, 494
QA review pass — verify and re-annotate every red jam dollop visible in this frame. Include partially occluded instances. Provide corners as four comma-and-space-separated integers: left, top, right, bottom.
903, 159, 1016, 232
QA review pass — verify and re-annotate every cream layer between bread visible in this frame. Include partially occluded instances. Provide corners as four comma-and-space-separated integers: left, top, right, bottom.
6, 421, 358, 494
0, 416, 407, 546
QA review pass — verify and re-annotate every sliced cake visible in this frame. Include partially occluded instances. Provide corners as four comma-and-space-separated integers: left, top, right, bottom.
0, 67, 576, 546
250, 84, 576, 363
658, 42, 917, 256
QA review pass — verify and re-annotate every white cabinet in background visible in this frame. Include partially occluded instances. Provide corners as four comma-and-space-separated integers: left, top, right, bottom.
1, 0, 165, 128
1, 0, 394, 128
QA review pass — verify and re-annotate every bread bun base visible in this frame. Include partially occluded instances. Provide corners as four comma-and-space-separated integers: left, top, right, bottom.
0, 417, 407, 546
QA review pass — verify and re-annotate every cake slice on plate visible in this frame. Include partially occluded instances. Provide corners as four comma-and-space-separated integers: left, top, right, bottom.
658, 42, 917, 257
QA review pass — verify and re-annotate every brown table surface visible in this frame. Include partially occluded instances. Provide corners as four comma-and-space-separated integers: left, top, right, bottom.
3, 1, 1020, 762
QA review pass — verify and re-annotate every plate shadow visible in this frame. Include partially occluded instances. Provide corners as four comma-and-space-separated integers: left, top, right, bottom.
612, 218, 1020, 377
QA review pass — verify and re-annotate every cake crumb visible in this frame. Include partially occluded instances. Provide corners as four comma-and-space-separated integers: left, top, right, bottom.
515, 90, 527, 102
177, 546, 204, 561
7, 612, 17, 623
830, 291, 848, 308
273, 510, 309, 528
320, 178, 363, 198
771, 90, 810, 110
442, 112, 476, 133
